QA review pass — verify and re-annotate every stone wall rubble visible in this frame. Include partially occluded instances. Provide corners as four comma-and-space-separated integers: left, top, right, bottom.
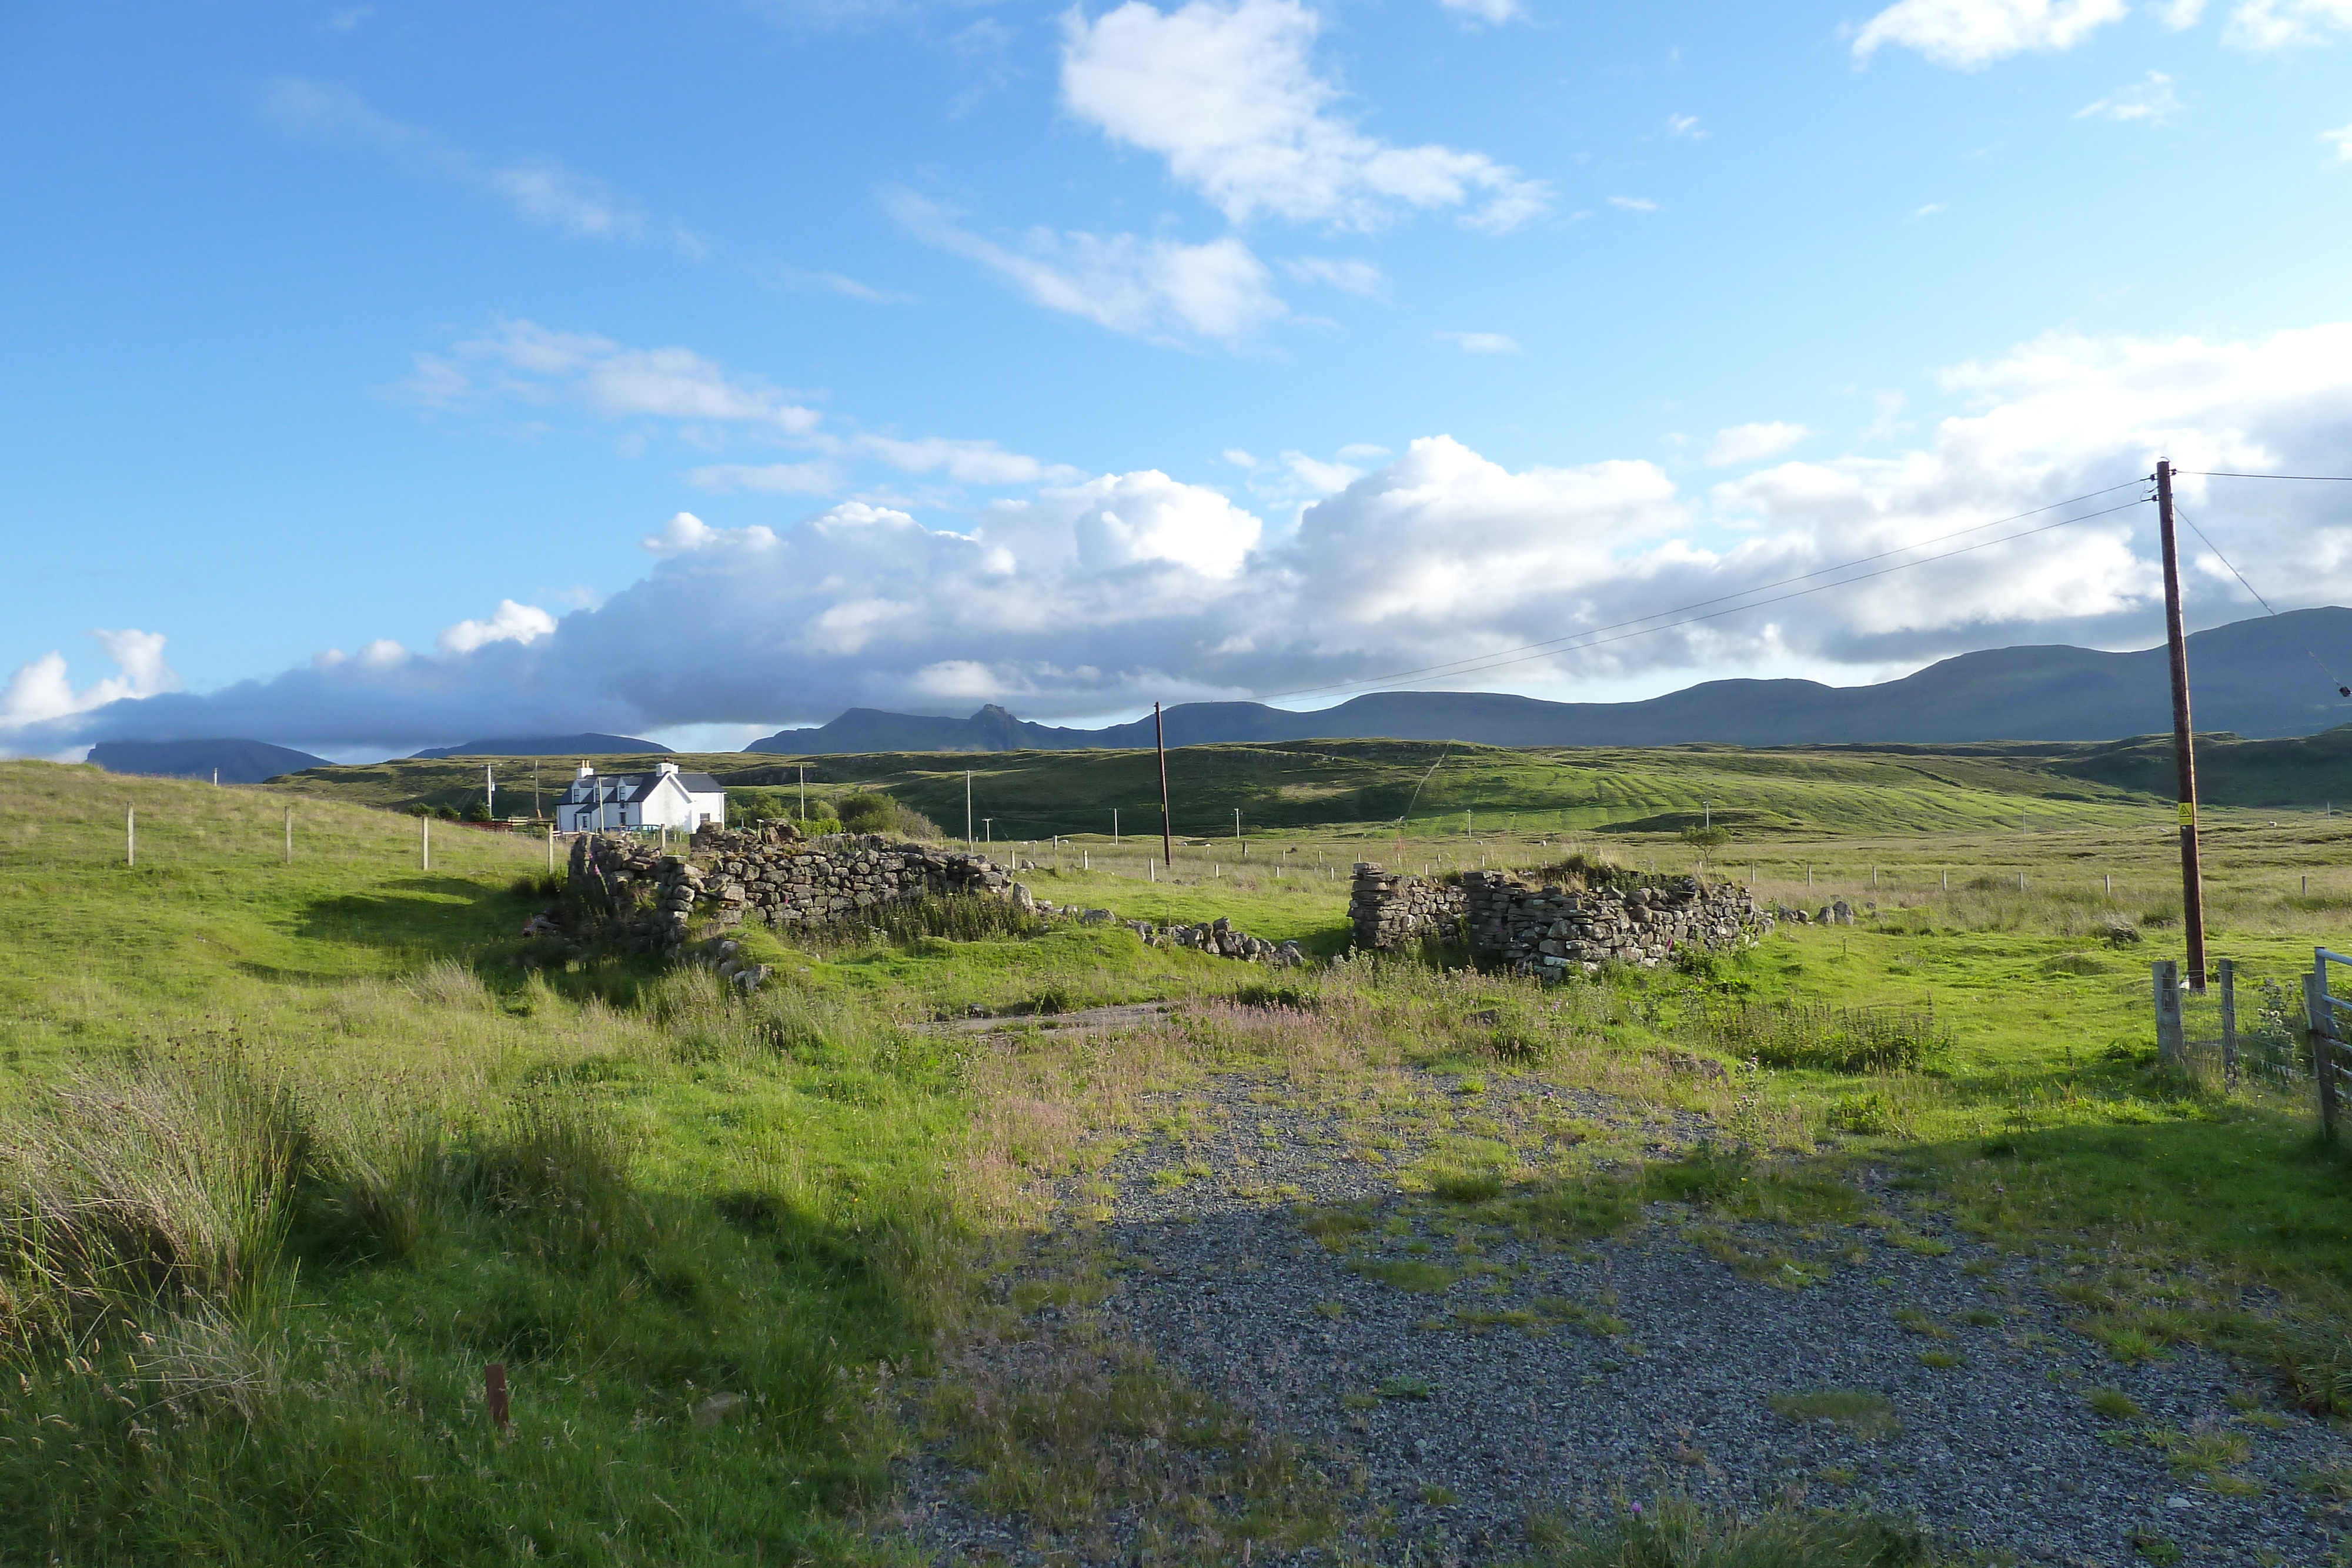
1349, 861, 1772, 976
566, 829, 1302, 968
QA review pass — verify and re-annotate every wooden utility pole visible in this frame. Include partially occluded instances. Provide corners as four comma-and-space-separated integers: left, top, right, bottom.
965, 771, 973, 851
1155, 702, 1174, 871
2156, 459, 2209, 991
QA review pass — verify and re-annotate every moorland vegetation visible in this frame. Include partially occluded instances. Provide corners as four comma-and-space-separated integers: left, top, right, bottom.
4, 749, 2350, 1564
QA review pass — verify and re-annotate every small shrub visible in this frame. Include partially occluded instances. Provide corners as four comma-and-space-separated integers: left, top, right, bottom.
870, 895, 1045, 945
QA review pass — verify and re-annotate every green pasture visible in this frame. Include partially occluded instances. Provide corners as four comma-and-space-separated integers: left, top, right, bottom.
4, 755, 2351, 1563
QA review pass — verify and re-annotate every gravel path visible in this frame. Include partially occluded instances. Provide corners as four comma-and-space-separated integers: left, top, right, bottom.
893, 1065, 2352, 1567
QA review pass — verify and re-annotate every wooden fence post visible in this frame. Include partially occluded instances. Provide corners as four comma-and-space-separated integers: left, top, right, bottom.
2153, 960, 2183, 1068
284, 807, 293, 866
2310, 969, 2340, 1141
422, 817, 431, 872
2218, 959, 2237, 1089
126, 807, 135, 867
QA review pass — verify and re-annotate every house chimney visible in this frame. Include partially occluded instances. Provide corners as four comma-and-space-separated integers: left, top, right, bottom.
657, 762, 679, 776
577, 763, 594, 778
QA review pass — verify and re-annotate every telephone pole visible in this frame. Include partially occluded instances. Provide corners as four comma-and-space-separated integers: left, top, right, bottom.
2156, 459, 2209, 992
1155, 702, 1174, 871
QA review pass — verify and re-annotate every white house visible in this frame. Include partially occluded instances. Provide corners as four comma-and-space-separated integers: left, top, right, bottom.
555, 763, 726, 834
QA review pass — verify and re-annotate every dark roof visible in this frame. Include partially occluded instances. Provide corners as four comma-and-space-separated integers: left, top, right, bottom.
573, 770, 724, 800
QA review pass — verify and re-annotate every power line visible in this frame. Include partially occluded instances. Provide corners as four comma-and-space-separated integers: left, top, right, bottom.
1260, 486, 2150, 703
2173, 503, 2351, 699
1254, 477, 2147, 703
2190, 470, 2352, 483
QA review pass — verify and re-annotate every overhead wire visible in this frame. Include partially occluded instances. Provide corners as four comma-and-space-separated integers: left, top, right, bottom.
2171, 503, 2351, 699
1252, 477, 2150, 703
2190, 471, 2352, 483
1261, 487, 2151, 702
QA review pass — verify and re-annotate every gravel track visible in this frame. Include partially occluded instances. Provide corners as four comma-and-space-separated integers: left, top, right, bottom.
893, 1063, 2352, 1567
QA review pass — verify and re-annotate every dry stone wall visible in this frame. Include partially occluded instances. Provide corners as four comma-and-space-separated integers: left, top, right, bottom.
1348, 865, 1469, 950
567, 828, 1012, 954
1350, 861, 1771, 977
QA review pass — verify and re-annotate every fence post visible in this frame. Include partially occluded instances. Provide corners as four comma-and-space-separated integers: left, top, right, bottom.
2310, 969, 2340, 1141
2218, 959, 2237, 1089
2153, 960, 2183, 1068
284, 807, 293, 865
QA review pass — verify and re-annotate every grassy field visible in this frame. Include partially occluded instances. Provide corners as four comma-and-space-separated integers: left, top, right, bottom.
5, 755, 2351, 1563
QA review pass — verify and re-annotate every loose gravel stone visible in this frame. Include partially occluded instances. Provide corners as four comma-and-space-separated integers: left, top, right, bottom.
892, 1065, 2352, 1566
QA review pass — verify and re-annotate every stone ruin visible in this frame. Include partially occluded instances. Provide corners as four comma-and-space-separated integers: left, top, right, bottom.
1349, 862, 1773, 977
568, 827, 1013, 954
562, 827, 1305, 972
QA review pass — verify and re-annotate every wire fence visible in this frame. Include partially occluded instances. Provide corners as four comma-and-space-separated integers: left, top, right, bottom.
2160, 952, 2352, 1131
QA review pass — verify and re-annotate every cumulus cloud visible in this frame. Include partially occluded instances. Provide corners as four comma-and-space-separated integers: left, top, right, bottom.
1666, 113, 1705, 139
1853, 0, 2127, 66
436, 600, 557, 656
889, 192, 1285, 345
1, 630, 178, 734
1060, 0, 1547, 232
1705, 422, 1811, 466
261, 78, 662, 244
15, 323, 2352, 754
2326, 121, 2352, 160
2077, 71, 2183, 123
1608, 195, 1659, 212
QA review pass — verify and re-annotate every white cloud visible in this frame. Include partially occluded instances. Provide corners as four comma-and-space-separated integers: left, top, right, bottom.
2326, 121, 2352, 161
1609, 195, 1660, 212
1705, 422, 1812, 466
2077, 71, 2183, 123
436, 600, 557, 656
1853, 0, 2127, 66
1438, 0, 1525, 23
22, 322, 2352, 753
325, 5, 375, 31
1280, 256, 1389, 297
1282, 452, 1365, 493
406, 319, 823, 434
1435, 330, 1522, 353
0, 630, 178, 732
1059, 0, 1548, 232
1666, 113, 1706, 139
2222, 0, 2352, 46
890, 192, 1285, 345
686, 461, 843, 496
2160, 0, 2208, 24
856, 436, 1086, 486
261, 79, 653, 243
1913, 202, 1947, 217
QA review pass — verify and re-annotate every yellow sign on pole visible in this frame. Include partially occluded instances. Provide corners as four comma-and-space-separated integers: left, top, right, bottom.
2177, 801, 2196, 827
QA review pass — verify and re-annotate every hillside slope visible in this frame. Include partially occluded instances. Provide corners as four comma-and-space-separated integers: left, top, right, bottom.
746, 608, 2352, 754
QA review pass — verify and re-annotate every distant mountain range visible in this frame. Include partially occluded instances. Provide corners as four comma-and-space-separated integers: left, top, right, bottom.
745, 609, 2352, 754
412, 733, 670, 759
88, 738, 330, 784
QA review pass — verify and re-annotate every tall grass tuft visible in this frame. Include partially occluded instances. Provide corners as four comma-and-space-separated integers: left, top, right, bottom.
0, 1060, 312, 1346
1523, 1493, 1943, 1566
1695, 1000, 1953, 1074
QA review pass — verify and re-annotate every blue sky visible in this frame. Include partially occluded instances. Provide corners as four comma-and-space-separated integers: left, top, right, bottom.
4, 0, 2350, 757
